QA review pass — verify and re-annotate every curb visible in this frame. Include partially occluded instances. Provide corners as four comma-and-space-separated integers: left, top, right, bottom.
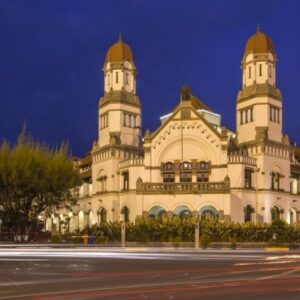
264, 247, 290, 251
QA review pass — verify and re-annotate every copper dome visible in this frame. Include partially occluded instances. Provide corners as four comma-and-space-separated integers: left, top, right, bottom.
105, 37, 134, 64
244, 30, 275, 56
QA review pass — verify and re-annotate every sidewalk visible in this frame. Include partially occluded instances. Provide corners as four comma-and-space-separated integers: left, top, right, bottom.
0, 243, 295, 253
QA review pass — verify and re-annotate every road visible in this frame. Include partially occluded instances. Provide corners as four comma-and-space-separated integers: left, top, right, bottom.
0, 248, 300, 299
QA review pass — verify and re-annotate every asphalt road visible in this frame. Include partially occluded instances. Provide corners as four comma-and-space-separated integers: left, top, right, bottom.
0, 248, 300, 299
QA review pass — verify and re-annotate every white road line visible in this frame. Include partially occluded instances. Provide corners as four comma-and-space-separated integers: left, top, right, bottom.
266, 255, 300, 260
0, 259, 48, 261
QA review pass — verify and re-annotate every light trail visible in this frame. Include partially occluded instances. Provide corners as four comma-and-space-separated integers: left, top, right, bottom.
0, 248, 268, 261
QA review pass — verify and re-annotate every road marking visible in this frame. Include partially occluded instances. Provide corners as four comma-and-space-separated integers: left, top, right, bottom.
0, 259, 48, 261
235, 260, 294, 266
266, 255, 300, 260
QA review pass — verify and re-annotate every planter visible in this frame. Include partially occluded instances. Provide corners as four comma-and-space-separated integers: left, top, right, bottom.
82, 235, 89, 245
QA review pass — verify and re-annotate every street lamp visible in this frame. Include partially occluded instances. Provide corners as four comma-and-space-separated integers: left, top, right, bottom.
254, 168, 261, 224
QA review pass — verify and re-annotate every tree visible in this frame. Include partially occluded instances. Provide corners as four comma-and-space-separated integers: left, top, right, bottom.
0, 131, 81, 241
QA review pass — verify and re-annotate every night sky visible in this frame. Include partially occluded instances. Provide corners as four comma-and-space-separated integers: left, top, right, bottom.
0, 0, 299, 157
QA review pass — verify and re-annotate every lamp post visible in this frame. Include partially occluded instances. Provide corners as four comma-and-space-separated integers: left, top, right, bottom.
193, 212, 200, 249
121, 221, 126, 248
195, 220, 200, 249
254, 168, 261, 224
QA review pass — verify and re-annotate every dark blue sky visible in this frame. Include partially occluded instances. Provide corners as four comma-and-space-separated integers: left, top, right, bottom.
0, 0, 299, 156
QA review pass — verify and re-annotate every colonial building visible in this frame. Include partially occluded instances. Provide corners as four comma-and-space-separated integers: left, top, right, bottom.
46, 30, 300, 231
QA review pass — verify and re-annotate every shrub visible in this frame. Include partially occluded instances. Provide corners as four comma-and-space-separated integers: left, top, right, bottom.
72, 236, 82, 244
67, 217, 300, 244
171, 236, 182, 244
51, 234, 62, 244
200, 234, 211, 249
94, 236, 107, 244
62, 232, 72, 242
229, 237, 237, 249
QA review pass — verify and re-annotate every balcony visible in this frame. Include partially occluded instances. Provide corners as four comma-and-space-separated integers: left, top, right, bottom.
136, 178, 230, 194
228, 155, 257, 166
119, 158, 144, 169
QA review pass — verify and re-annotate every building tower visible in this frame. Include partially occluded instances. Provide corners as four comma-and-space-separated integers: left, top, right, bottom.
98, 35, 142, 149
236, 28, 282, 144
91, 36, 143, 200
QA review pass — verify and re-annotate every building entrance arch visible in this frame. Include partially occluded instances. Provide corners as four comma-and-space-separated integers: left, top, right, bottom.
199, 205, 218, 219
148, 205, 167, 218
174, 205, 192, 218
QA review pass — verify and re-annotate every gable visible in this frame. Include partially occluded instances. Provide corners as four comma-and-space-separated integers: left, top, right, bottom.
151, 102, 222, 143
148, 103, 227, 166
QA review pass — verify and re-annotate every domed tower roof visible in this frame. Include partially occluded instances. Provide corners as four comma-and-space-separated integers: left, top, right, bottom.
244, 28, 276, 57
105, 35, 135, 64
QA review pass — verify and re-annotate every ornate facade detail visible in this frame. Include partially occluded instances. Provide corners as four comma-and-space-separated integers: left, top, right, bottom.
136, 180, 230, 194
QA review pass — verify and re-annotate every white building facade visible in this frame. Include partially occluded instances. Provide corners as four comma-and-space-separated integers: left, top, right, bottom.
46, 31, 300, 231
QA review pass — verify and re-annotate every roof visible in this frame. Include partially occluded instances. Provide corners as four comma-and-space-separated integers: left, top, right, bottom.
105, 37, 134, 64
244, 30, 275, 57
79, 153, 92, 166
294, 147, 300, 157
173, 94, 214, 113
150, 92, 222, 142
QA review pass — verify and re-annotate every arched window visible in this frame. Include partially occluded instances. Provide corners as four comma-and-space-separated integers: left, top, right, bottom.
271, 172, 281, 190
122, 171, 129, 190
148, 205, 167, 218
180, 162, 192, 182
121, 206, 130, 222
98, 208, 107, 223
244, 205, 254, 223
199, 206, 218, 219
87, 210, 93, 227
259, 64, 262, 76
162, 162, 175, 183
45, 217, 52, 231
196, 161, 210, 182
244, 168, 253, 189
78, 211, 84, 230
174, 205, 192, 218
67, 212, 73, 232
271, 206, 280, 222
98, 171, 107, 192
107, 73, 110, 86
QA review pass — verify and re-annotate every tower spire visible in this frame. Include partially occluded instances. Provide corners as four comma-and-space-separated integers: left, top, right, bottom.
119, 32, 122, 41
256, 23, 260, 32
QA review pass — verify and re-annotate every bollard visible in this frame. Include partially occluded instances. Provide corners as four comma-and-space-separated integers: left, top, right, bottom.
121, 222, 126, 247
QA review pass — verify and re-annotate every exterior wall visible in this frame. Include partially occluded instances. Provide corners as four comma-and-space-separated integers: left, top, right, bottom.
104, 61, 136, 94
98, 102, 141, 148
91, 157, 121, 193
254, 151, 290, 191
243, 53, 275, 88
237, 96, 282, 144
